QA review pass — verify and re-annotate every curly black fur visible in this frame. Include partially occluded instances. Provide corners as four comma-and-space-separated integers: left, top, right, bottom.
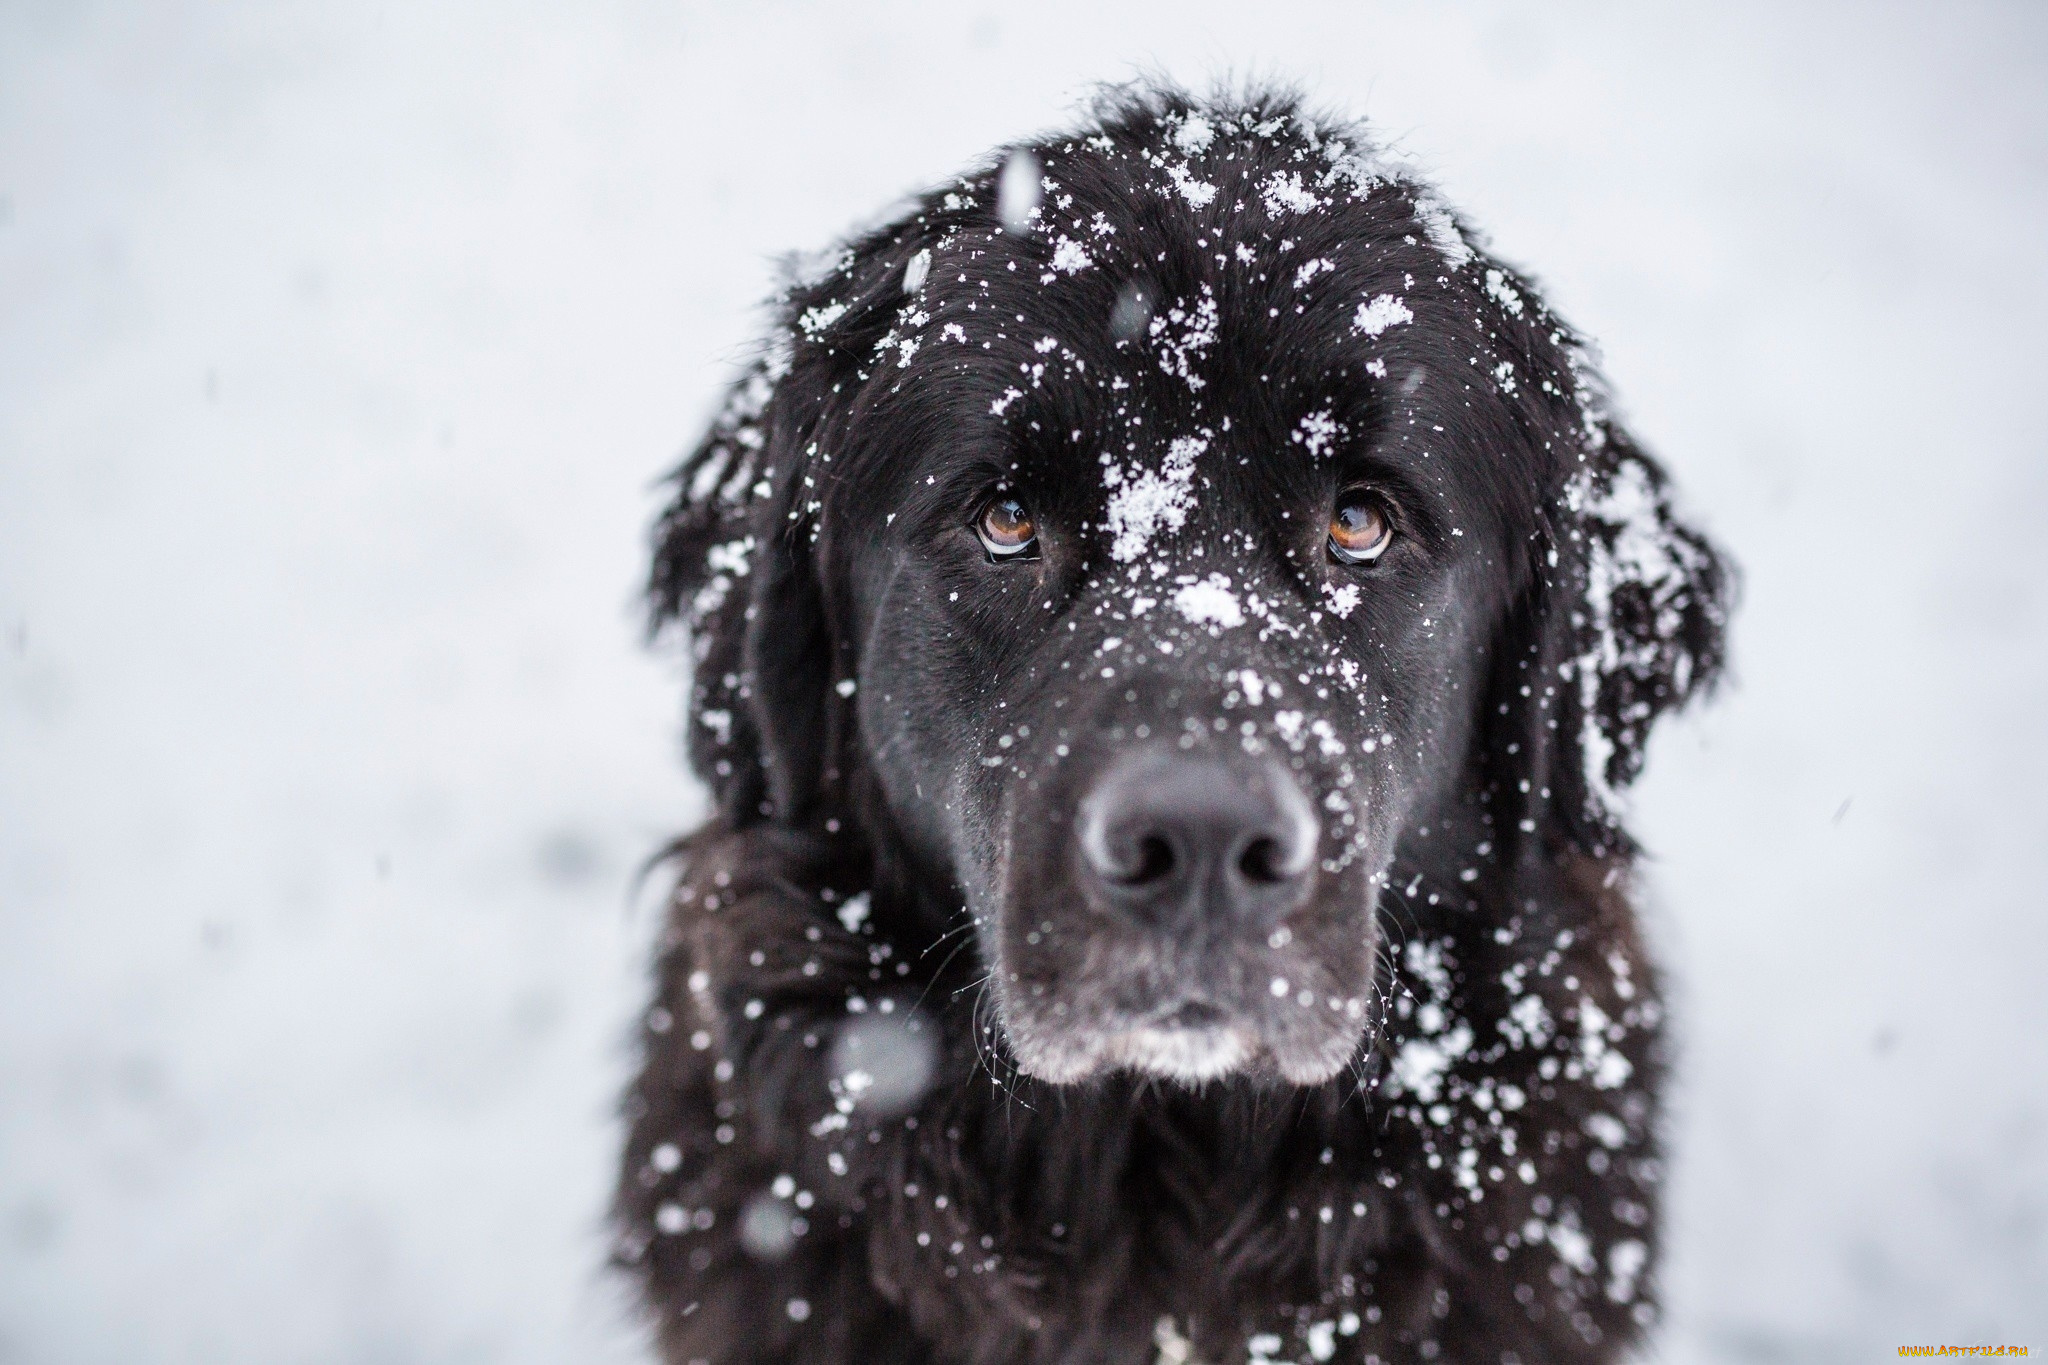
618, 83, 1730, 1365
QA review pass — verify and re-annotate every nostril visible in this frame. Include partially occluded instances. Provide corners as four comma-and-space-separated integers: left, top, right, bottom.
1126, 835, 1176, 886
1078, 756, 1319, 915
1237, 835, 1290, 885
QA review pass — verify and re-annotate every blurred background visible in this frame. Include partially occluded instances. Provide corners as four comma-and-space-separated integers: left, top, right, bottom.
3, 2, 2044, 1360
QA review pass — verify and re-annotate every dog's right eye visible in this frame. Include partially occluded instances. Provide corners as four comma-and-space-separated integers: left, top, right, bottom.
976, 495, 1039, 561
1328, 490, 1395, 565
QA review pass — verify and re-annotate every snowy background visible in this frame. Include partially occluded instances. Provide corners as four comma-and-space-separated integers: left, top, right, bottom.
3, 1, 2045, 1360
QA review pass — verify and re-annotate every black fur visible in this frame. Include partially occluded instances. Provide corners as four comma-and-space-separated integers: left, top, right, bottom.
619, 84, 1730, 1365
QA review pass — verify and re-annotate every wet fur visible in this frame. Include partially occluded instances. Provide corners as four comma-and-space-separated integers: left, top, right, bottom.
618, 85, 1729, 1365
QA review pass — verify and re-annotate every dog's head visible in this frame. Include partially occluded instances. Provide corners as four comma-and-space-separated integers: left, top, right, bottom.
652, 87, 1727, 1088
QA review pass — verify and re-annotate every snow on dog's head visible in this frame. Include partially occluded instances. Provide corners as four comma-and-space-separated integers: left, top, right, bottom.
649, 84, 1728, 1085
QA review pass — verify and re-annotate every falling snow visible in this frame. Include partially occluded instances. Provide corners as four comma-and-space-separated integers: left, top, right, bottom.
7, 16, 2042, 1365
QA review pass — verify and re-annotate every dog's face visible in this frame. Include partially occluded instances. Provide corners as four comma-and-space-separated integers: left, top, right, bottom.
655, 99, 1726, 1090
837, 215, 1543, 1086
850, 421, 1503, 1085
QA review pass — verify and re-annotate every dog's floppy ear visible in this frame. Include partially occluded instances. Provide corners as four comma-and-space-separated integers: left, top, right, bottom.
647, 351, 787, 823
648, 223, 943, 827
1456, 254, 1731, 860
1500, 418, 1732, 857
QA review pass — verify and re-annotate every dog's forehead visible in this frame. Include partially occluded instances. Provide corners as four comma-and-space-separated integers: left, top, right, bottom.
781, 102, 1569, 620
891, 115, 1472, 497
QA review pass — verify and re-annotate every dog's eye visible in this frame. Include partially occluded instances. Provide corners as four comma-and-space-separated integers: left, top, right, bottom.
977, 495, 1038, 560
1329, 490, 1395, 564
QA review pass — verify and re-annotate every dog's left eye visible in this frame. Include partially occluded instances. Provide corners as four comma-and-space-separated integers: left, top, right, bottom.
976, 495, 1039, 560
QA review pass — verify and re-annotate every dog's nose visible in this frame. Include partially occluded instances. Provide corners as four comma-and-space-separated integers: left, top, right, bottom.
1076, 754, 1319, 931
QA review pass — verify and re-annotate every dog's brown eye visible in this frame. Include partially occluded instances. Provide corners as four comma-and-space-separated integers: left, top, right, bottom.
1329, 491, 1394, 564
977, 495, 1038, 560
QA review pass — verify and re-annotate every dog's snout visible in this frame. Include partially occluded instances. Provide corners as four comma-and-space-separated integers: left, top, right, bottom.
1077, 754, 1319, 930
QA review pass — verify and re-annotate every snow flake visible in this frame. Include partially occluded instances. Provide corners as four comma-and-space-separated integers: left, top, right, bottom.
1548, 1216, 1597, 1276
903, 248, 932, 294
1164, 161, 1218, 208
1607, 1239, 1648, 1303
1585, 1113, 1628, 1149
1149, 285, 1220, 390
1293, 257, 1335, 289
1102, 432, 1204, 562
1576, 997, 1633, 1089
1411, 192, 1473, 268
1501, 993, 1554, 1049
1048, 235, 1094, 275
1292, 407, 1341, 457
1173, 574, 1245, 629
1173, 114, 1215, 153
997, 150, 1042, 232
1391, 1022, 1473, 1104
1567, 453, 1716, 814
1261, 170, 1324, 215
1354, 293, 1414, 337
1484, 267, 1525, 315
705, 537, 753, 578
798, 302, 847, 338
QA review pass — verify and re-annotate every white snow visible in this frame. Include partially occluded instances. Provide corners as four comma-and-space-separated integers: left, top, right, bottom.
1163, 160, 1219, 208
1292, 407, 1341, 457
1585, 1113, 1629, 1150
2, 6, 2043, 1363
798, 300, 847, 337
1102, 433, 1204, 563
1483, 267, 1526, 316
997, 148, 1041, 231
827, 1013, 936, 1116
902, 247, 931, 294
1260, 170, 1324, 215
1353, 292, 1415, 336
1147, 284, 1220, 389
1548, 1216, 1598, 1276
1411, 193, 1473, 268
1608, 1238, 1649, 1304
1171, 574, 1245, 629
1390, 1023, 1473, 1105
1292, 257, 1335, 288
1048, 235, 1093, 275
1567, 453, 1716, 815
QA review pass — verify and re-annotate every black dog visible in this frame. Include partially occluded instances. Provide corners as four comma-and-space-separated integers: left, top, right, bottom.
618, 84, 1729, 1365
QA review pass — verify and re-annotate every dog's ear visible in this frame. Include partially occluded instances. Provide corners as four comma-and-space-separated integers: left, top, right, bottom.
1492, 417, 1732, 858
649, 224, 943, 827
1450, 252, 1731, 860
647, 352, 786, 823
